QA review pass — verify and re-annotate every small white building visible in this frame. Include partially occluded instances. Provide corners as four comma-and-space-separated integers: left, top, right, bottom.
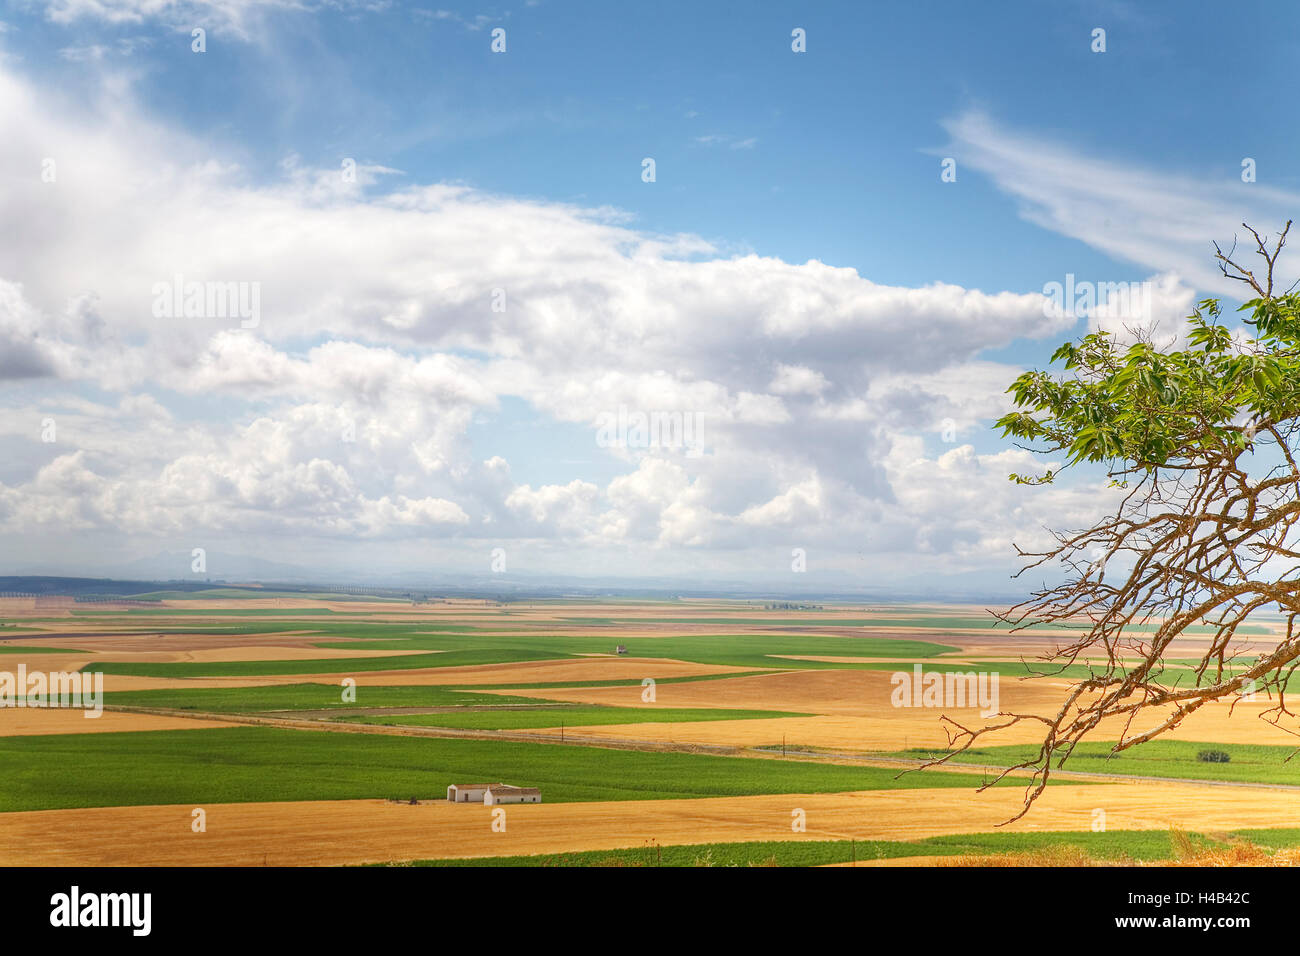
484, 785, 542, 806
447, 782, 542, 805
447, 783, 501, 803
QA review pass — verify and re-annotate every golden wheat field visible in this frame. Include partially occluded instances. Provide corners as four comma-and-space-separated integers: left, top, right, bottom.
0, 780, 1295, 867
1, 594, 1297, 867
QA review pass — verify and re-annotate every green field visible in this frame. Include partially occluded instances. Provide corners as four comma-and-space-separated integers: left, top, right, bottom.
895, 739, 1300, 786
384, 827, 1232, 867
7, 595, 1289, 868
324, 631, 960, 662
576, 616, 1270, 636
89, 647, 570, 677
86, 631, 960, 678
72, 608, 344, 617
453, 672, 782, 690
0, 726, 1009, 812
0, 644, 83, 654
102, 683, 549, 712
332, 704, 807, 731
102, 682, 804, 728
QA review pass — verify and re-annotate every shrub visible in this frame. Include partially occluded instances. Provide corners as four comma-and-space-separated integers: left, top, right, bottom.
1196, 749, 1231, 763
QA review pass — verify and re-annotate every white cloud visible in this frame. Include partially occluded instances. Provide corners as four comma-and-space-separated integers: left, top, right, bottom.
0, 60, 1111, 580
1085, 271, 1197, 349
943, 110, 1300, 293
41, 0, 377, 38
414, 9, 494, 31
694, 133, 758, 150
769, 363, 828, 397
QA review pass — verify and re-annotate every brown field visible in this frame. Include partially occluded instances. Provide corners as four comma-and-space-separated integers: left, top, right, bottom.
501, 666, 1300, 750
2, 596, 1296, 866
481, 667, 1070, 718
0, 707, 227, 736
3, 779, 1298, 867
1, 645, 431, 665
528, 704, 1300, 751
296, 657, 763, 687
4, 631, 374, 654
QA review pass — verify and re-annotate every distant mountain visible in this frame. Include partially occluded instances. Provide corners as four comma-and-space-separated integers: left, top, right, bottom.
0, 546, 1052, 604
0, 565, 1038, 604
115, 550, 319, 584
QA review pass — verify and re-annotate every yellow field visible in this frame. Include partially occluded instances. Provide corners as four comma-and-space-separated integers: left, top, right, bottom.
313, 657, 761, 686
1, 779, 1296, 866
2, 595, 1296, 866
0, 708, 228, 736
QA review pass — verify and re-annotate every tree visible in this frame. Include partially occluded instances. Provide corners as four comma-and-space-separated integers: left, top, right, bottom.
921, 222, 1300, 822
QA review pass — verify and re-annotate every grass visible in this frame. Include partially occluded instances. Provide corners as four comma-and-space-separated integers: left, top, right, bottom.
0, 645, 84, 654
379, 827, 1230, 867
102, 683, 549, 712
456, 672, 782, 690
893, 739, 1300, 786
331, 704, 808, 730
103, 673, 773, 707
72, 608, 342, 616
89, 647, 570, 677
102, 683, 804, 727
1229, 827, 1300, 848
0, 726, 1007, 812
86, 630, 960, 678
329, 631, 961, 666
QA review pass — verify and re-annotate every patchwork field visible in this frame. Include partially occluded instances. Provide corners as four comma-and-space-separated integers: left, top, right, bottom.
2, 781, 1297, 866
1, 591, 1297, 866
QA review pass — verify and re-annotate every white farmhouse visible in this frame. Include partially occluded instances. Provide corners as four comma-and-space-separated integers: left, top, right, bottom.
447, 782, 542, 804
447, 783, 501, 803
483, 785, 542, 806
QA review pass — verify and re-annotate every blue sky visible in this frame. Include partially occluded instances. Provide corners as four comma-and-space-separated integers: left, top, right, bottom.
17, 0, 1297, 296
0, 0, 1297, 591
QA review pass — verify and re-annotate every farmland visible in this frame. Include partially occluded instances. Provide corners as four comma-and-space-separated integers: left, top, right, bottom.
0, 591, 1296, 866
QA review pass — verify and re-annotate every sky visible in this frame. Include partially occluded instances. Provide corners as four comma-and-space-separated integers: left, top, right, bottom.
1, 0, 1299, 593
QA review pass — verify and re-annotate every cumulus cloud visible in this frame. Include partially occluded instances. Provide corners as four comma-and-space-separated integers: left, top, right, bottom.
0, 58, 1113, 579
1084, 271, 1198, 349
0, 281, 63, 379
770, 363, 829, 397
